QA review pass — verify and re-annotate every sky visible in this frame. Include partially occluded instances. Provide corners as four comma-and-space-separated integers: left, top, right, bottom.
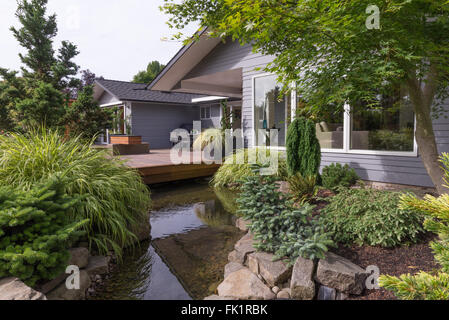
0, 0, 198, 81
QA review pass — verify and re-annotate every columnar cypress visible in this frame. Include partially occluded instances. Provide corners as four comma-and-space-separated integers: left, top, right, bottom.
286, 117, 321, 178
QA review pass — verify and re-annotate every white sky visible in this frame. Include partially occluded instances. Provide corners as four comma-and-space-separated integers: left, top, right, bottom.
0, 0, 198, 81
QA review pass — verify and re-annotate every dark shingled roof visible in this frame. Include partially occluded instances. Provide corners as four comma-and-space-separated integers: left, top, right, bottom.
95, 79, 205, 104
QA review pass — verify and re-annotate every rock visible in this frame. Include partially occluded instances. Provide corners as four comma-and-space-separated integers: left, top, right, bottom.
85, 256, 109, 277
204, 295, 238, 300
68, 247, 89, 269
247, 252, 292, 287
130, 212, 151, 243
235, 218, 251, 232
38, 273, 68, 294
217, 268, 276, 300
228, 250, 245, 264
277, 289, 291, 300
317, 286, 336, 300
47, 270, 91, 300
290, 257, 316, 300
272, 286, 280, 295
316, 252, 368, 295
282, 281, 291, 289
224, 262, 245, 279
234, 233, 256, 264
0, 278, 46, 300
336, 291, 349, 300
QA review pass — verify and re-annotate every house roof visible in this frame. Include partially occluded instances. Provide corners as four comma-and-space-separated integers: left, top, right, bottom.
147, 28, 223, 92
94, 79, 205, 105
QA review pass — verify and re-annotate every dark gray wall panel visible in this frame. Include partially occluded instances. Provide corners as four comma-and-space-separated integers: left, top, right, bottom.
131, 102, 200, 149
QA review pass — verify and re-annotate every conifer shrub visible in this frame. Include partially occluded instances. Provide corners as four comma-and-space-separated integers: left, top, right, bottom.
379, 153, 449, 300
321, 163, 359, 191
0, 176, 87, 286
321, 188, 424, 247
237, 166, 333, 263
286, 117, 321, 179
0, 130, 151, 257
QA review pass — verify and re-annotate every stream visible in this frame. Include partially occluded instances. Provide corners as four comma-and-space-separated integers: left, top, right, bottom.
89, 180, 243, 300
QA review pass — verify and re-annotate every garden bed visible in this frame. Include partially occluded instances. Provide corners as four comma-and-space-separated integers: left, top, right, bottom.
332, 233, 439, 300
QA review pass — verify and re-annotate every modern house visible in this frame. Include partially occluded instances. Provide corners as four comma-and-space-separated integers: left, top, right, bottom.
141, 30, 449, 188
93, 78, 241, 149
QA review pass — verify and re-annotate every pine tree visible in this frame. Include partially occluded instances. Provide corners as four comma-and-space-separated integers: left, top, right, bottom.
132, 61, 165, 83
286, 117, 321, 179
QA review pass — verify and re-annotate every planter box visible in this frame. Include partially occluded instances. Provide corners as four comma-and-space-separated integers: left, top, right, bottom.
110, 135, 142, 145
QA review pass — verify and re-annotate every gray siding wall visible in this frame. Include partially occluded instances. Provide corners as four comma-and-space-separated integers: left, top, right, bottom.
179, 39, 449, 187
131, 102, 200, 149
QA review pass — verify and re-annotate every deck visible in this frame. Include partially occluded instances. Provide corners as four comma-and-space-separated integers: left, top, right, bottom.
120, 149, 221, 184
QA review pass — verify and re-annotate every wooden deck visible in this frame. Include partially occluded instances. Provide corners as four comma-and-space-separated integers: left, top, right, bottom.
120, 149, 221, 184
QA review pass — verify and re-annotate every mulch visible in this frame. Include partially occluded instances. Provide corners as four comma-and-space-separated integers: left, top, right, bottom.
331, 233, 440, 300
311, 188, 440, 300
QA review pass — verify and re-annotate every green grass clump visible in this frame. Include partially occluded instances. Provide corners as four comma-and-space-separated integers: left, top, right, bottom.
0, 130, 151, 257
211, 148, 288, 190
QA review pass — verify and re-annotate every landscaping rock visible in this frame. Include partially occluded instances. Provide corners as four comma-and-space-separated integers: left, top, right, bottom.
228, 250, 245, 264
85, 256, 109, 277
290, 257, 316, 300
316, 252, 368, 295
0, 278, 46, 300
235, 218, 251, 232
336, 291, 349, 301
234, 233, 256, 264
204, 295, 238, 300
217, 268, 276, 300
47, 270, 91, 300
224, 262, 245, 279
277, 289, 291, 300
247, 252, 292, 287
38, 273, 68, 294
317, 286, 336, 300
272, 286, 280, 295
69, 247, 89, 269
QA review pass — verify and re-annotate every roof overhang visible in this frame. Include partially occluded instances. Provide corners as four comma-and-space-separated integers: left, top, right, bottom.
148, 28, 223, 91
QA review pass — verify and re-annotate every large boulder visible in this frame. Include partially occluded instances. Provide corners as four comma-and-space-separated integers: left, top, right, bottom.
247, 252, 292, 287
235, 218, 251, 232
228, 250, 245, 264
69, 247, 89, 269
290, 257, 316, 300
204, 295, 238, 300
85, 256, 109, 277
234, 233, 256, 264
224, 262, 245, 279
217, 268, 275, 300
316, 252, 368, 295
0, 278, 46, 300
47, 270, 91, 300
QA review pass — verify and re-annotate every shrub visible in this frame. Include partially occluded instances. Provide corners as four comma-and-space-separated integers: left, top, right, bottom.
287, 173, 318, 203
321, 188, 424, 247
237, 167, 333, 263
286, 117, 321, 178
379, 153, 449, 299
321, 163, 359, 191
0, 176, 87, 286
211, 148, 288, 190
193, 128, 223, 151
0, 130, 152, 257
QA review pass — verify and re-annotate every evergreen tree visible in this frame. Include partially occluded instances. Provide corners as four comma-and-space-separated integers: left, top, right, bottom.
132, 61, 165, 83
64, 86, 114, 140
286, 117, 321, 179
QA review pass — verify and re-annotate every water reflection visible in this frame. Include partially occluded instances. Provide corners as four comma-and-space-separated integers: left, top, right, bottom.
91, 181, 243, 300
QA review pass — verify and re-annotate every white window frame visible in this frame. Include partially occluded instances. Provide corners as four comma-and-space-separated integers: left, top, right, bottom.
200, 106, 211, 120
252, 74, 419, 157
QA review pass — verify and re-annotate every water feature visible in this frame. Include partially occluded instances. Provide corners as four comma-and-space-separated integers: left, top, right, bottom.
90, 180, 243, 300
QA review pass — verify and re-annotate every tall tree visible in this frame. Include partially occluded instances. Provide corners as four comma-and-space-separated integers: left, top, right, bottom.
132, 60, 165, 83
162, 0, 449, 194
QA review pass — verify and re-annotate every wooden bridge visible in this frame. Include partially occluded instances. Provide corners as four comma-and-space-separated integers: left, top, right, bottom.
120, 149, 221, 185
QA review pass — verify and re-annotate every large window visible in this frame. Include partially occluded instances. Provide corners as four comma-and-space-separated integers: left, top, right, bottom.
253, 75, 291, 147
253, 75, 416, 156
350, 90, 415, 152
